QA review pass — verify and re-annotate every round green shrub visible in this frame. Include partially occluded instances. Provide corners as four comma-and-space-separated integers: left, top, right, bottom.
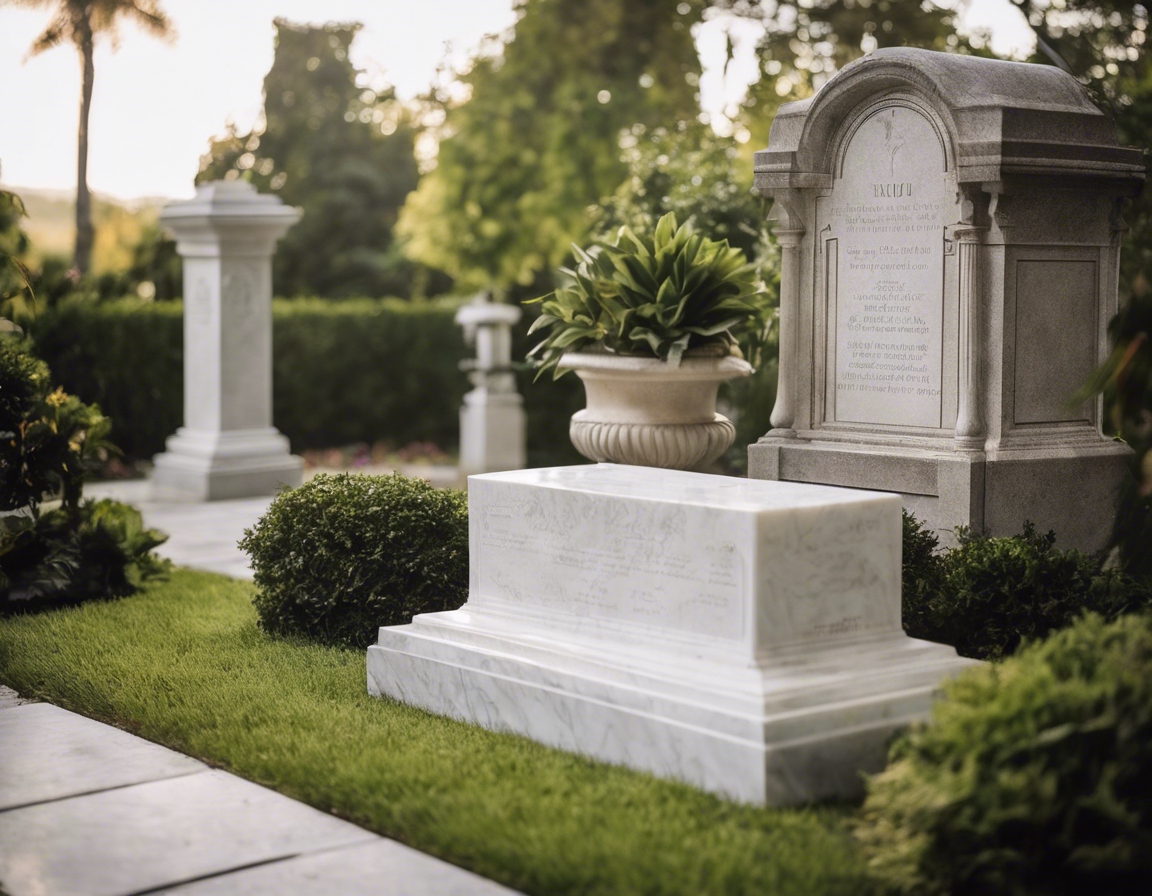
239, 473, 469, 648
859, 612, 1152, 896
902, 519, 1152, 660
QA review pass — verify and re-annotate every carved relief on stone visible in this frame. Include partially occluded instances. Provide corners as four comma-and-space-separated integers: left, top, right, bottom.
189, 278, 213, 326
222, 268, 257, 322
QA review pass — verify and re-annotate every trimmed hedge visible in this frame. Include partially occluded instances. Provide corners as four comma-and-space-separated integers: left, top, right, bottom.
26, 298, 586, 467
859, 611, 1152, 896
28, 300, 184, 462
240, 473, 468, 648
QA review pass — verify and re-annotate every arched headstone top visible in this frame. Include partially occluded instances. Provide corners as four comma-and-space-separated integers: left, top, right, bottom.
755, 47, 1145, 193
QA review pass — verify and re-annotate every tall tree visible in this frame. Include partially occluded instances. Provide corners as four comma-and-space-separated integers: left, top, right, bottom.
397, 0, 706, 292
715, 0, 980, 149
199, 19, 421, 298
13, 0, 172, 275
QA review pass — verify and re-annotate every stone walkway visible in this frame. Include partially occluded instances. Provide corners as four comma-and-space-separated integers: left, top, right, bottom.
0, 686, 516, 895
4, 468, 518, 896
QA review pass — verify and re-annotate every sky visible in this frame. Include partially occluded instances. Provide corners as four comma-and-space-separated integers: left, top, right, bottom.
0, 0, 1034, 203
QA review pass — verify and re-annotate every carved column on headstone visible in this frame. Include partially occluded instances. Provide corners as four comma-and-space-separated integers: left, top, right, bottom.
768, 192, 805, 436
954, 186, 988, 452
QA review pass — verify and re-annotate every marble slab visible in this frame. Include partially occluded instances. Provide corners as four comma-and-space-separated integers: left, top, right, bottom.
0, 703, 205, 811
0, 770, 376, 896
153, 839, 519, 896
827, 102, 953, 428
369, 464, 976, 805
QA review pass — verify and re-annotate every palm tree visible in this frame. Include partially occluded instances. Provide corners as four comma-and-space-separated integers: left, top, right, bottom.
13, 1, 172, 274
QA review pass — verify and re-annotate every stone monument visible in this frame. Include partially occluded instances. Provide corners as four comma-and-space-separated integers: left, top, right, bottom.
368, 464, 974, 805
456, 296, 526, 480
748, 48, 1145, 549
152, 181, 303, 500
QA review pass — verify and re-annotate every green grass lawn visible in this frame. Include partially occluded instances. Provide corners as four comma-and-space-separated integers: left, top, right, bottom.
0, 569, 872, 896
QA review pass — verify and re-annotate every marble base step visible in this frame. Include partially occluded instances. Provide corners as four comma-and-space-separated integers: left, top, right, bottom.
151, 427, 303, 501
368, 609, 974, 805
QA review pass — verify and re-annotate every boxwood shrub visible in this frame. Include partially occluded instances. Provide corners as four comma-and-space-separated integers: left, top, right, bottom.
901, 514, 1152, 660
859, 611, 1152, 896
239, 473, 468, 648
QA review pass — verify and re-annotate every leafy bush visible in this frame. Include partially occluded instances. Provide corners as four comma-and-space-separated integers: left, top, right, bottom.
901, 519, 1152, 660
240, 473, 469, 648
526, 212, 772, 377
0, 337, 167, 610
2, 499, 169, 608
0, 338, 115, 513
859, 612, 1152, 896
901, 512, 942, 595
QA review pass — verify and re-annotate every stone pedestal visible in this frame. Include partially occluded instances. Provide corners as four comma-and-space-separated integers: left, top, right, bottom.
456, 299, 526, 479
748, 48, 1144, 549
152, 181, 303, 501
368, 464, 974, 805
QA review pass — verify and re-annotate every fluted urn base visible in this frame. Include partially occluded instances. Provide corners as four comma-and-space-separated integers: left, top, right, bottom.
570, 415, 736, 470
559, 350, 753, 471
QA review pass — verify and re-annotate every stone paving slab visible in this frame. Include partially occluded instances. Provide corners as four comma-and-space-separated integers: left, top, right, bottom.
154, 839, 519, 896
0, 696, 521, 896
0, 703, 205, 811
0, 769, 378, 896
0, 685, 31, 710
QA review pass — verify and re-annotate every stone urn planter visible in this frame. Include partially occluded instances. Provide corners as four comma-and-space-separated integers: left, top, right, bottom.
559, 349, 753, 470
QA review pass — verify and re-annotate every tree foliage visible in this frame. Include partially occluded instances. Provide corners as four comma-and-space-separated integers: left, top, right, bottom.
0, 188, 34, 323
397, 0, 707, 292
715, 0, 978, 148
594, 125, 768, 263
14, 0, 172, 274
198, 19, 422, 298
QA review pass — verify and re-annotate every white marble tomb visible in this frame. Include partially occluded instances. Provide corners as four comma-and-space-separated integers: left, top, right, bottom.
367, 464, 975, 805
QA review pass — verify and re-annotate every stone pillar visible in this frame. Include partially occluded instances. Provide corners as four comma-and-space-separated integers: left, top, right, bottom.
954, 224, 986, 452
456, 297, 526, 479
152, 181, 303, 500
769, 228, 804, 436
